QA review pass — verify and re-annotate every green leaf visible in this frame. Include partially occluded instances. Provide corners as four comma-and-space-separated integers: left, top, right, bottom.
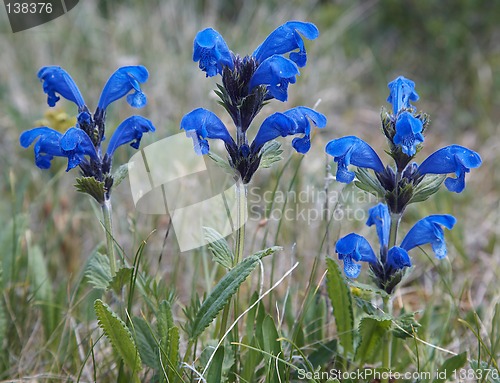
326, 258, 354, 356
85, 251, 112, 290
409, 174, 446, 204
262, 315, 285, 382
157, 301, 180, 383
203, 227, 234, 270
190, 251, 269, 340
349, 281, 389, 298
392, 310, 421, 339
132, 316, 158, 369
432, 352, 467, 383
75, 176, 105, 204
109, 267, 133, 294
260, 140, 283, 168
27, 244, 54, 334
94, 299, 142, 373
205, 346, 225, 383
165, 326, 180, 382
356, 316, 392, 364
208, 151, 236, 176
113, 164, 129, 187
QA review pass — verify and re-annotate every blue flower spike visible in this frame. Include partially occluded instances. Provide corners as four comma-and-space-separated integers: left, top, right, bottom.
393, 111, 424, 156
21, 65, 154, 202
400, 215, 456, 259
387, 75, 419, 115
418, 145, 482, 193
335, 233, 378, 278
193, 28, 234, 77
38, 66, 85, 108
325, 136, 385, 183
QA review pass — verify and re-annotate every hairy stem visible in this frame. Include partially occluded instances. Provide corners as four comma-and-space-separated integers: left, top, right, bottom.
102, 199, 117, 276
381, 295, 393, 383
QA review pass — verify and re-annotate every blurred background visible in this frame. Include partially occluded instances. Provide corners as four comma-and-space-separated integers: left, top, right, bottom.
0, 0, 498, 376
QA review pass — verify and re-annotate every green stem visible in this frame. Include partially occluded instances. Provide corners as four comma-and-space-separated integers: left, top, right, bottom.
234, 180, 247, 267
382, 209, 401, 383
381, 295, 393, 383
102, 199, 117, 276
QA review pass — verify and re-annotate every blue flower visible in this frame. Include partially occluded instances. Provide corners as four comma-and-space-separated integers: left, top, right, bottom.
248, 55, 299, 102
393, 111, 424, 156
252, 21, 319, 67
325, 136, 385, 183
193, 28, 234, 77
192, 21, 318, 102
386, 247, 412, 270
180, 108, 236, 155
366, 203, 391, 248
335, 233, 378, 278
251, 106, 327, 154
400, 215, 456, 259
21, 66, 154, 190
38, 66, 85, 108
418, 145, 482, 193
387, 76, 419, 115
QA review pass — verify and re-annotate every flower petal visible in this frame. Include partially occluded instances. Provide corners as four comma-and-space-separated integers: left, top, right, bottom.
251, 107, 326, 154
60, 127, 98, 170
20, 127, 65, 169
97, 66, 149, 111
193, 28, 234, 77
393, 111, 424, 156
249, 55, 299, 102
325, 136, 385, 183
386, 246, 412, 270
38, 66, 85, 108
252, 21, 319, 67
335, 233, 378, 278
400, 214, 456, 259
106, 116, 156, 156
387, 76, 419, 115
418, 145, 482, 193
366, 203, 391, 248
180, 108, 236, 155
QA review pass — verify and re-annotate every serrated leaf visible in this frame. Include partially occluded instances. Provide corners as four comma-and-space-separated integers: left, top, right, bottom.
165, 326, 180, 382
85, 252, 112, 290
410, 174, 446, 204
113, 164, 129, 188
132, 316, 158, 369
326, 258, 354, 356
260, 140, 284, 168
94, 299, 142, 373
204, 227, 234, 270
356, 316, 392, 364
75, 176, 105, 204
432, 352, 467, 383
190, 252, 268, 339
108, 267, 133, 294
